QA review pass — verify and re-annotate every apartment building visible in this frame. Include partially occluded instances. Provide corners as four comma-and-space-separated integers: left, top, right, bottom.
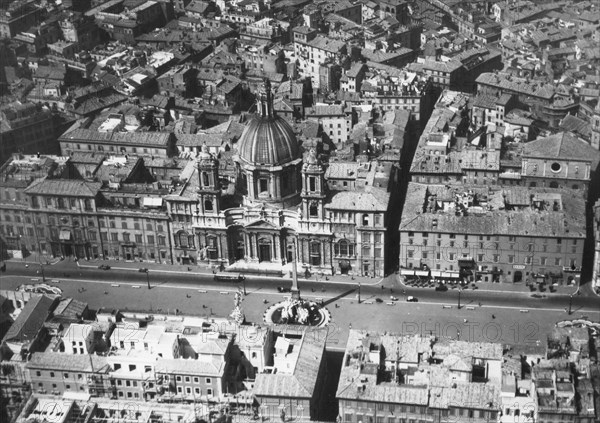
27, 352, 111, 397
399, 183, 586, 284
337, 331, 502, 423
0, 102, 59, 164
58, 127, 177, 158
305, 104, 353, 145
293, 26, 347, 90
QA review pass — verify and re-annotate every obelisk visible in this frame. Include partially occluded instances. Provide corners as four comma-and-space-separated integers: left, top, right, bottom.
291, 241, 300, 300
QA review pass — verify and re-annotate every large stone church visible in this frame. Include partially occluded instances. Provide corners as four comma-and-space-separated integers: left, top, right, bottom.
165, 81, 390, 277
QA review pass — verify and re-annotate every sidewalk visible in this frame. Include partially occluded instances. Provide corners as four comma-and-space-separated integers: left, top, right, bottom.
397, 274, 579, 295
8, 252, 383, 286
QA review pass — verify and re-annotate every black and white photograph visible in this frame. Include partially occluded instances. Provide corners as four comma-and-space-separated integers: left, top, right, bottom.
0, 0, 599, 421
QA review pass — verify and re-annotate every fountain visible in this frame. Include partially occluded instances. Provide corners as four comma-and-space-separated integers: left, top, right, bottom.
263, 242, 330, 328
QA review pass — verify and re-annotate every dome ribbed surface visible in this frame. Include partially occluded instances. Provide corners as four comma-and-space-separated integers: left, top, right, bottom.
237, 116, 299, 166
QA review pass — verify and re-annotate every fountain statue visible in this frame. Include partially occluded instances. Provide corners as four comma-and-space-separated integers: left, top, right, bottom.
229, 288, 245, 325
262, 241, 331, 327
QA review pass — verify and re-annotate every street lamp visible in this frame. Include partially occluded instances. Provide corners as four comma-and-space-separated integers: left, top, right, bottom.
457, 287, 462, 309
144, 269, 150, 289
568, 294, 573, 315
358, 281, 361, 304
39, 263, 46, 283
242, 275, 247, 296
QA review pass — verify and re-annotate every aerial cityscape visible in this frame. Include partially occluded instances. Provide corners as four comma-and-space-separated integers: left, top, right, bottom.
0, 0, 599, 421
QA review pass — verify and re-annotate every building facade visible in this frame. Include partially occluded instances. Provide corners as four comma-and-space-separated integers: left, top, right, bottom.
164, 81, 390, 277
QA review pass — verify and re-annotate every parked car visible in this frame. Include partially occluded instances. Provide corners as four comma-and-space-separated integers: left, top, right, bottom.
375, 298, 384, 303
435, 284, 448, 291
407, 296, 418, 302
138, 268, 149, 273
98, 264, 111, 270
277, 286, 291, 293
390, 296, 399, 301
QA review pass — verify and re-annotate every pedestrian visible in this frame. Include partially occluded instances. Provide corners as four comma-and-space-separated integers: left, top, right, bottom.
104, 291, 108, 295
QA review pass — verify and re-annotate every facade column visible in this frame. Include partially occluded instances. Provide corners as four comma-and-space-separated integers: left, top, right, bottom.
274, 234, 281, 262
274, 173, 281, 199
244, 233, 250, 260
270, 174, 275, 198
320, 240, 325, 268
251, 234, 258, 260
247, 173, 255, 201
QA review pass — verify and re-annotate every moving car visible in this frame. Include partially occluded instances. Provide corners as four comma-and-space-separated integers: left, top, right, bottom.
375, 298, 384, 303
406, 296, 418, 302
277, 286, 291, 293
98, 264, 111, 270
435, 284, 448, 291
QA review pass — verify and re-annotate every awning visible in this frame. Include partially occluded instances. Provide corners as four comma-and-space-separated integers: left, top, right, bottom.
400, 269, 415, 276
59, 230, 71, 241
415, 270, 429, 277
339, 260, 351, 270
430, 271, 442, 277
441, 272, 460, 278
143, 197, 163, 207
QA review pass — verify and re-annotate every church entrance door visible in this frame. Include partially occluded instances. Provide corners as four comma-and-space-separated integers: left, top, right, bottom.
258, 242, 271, 262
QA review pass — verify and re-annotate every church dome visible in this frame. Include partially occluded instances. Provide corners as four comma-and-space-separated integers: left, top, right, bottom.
237, 80, 299, 166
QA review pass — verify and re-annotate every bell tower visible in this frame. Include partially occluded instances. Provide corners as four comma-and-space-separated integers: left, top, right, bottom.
301, 149, 326, 220
197, 144, 220, 215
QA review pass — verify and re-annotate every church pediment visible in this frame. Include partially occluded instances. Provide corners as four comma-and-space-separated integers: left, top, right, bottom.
245, 219, 280, 230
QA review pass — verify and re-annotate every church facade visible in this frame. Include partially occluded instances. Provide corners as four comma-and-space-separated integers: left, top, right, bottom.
165, 81, 390, 277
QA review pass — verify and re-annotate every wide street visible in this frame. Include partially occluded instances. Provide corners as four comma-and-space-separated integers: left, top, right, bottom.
2, 259, 599, 350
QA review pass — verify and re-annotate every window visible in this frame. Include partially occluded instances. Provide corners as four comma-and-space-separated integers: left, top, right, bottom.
259, 178, 268, 193
309, 202, 318, 217
550, 162, 561, 172
148, 235, 155, 244
335, 240, 354, 257
193, 377, 199, 383
205, 378, 212, 384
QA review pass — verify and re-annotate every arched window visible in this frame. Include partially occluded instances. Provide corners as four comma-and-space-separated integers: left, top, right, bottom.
335, 240, 355, 257
309, 202, 318, 217
57, 198, 65, 209
202, 172, 209, 187
204, 199, 213, 212
549, 181, 559, 188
